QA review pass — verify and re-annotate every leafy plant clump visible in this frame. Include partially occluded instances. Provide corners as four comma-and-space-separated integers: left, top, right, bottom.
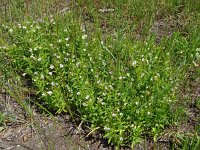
1, 16, 198, 148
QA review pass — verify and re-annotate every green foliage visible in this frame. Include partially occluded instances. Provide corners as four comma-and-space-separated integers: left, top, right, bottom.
169, 131, 200, 150
1, 15, 198, 147
0, 112, 5, 125
1, 0, 200, 148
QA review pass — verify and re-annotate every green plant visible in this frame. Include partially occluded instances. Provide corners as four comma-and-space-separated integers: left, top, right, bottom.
0, 16, 195, 147
0, 112, 5, 125
1, 0, 200, 149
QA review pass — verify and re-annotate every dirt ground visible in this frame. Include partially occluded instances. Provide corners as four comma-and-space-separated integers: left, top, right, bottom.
0, 89, 114, 150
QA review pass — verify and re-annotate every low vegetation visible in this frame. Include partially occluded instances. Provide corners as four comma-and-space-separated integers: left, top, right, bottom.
0, 0, 200, 149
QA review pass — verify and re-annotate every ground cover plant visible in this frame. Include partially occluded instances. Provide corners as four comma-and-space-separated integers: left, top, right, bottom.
1, 0, 200, 149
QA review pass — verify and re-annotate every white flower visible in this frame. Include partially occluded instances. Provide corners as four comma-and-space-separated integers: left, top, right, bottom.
109, 85, 113, 89
66, 44, 70, 47
135, 101, 139, 105
22, 26, 27, 29
51, 82, 55, 86
154, 75, 159, 80
65, 37, 69, 41
50, 64, 54, 69
83, 48, 86, 52
147, 112, 151, 115
56, 55, 60, 59
41, 75, 44, 79
76, 62, 80, 67
82, 103, 87, 106
18, 24, 22, 28
120, 137, 123, 141
132, 60, 137, 67
81, 28, 86, 32
120, 113, 123, 116
22, 73, 27, 77
38, 57, 42, 61
101, 102, 105, 105
47, 91, 52, 95
60, 64, 64, 68
9, 29, 13, 33
58, 39, 62, 43
141, 73, 145, 78
49, 72, 53, 76
85, 95, 90, 100
104, 127, 110, 131
112, 113, 117, 117
98, 98, 103, 102
30, 54, 35, 59
82, 34, 87, 40
77, 92, 80, 95
42, 93, 46, 96
119, 76, 123, 80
